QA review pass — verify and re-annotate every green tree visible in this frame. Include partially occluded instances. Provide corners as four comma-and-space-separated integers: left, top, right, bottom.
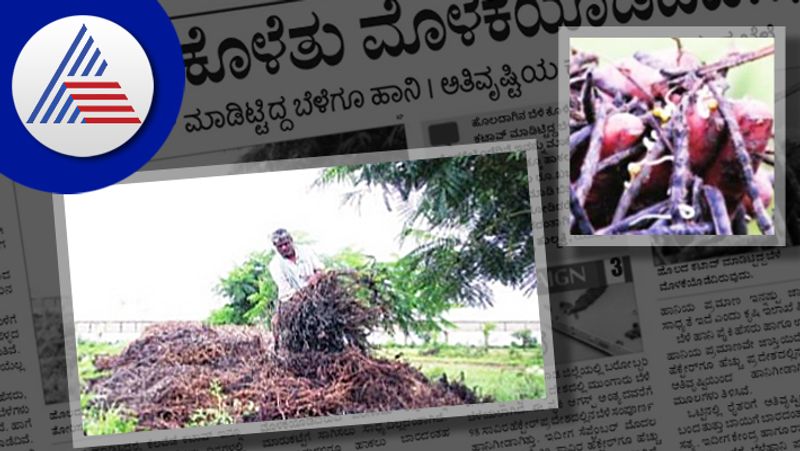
325, 247, 455, 337
511, 329, 537, 348
208, 246, 456, 336
209, 233, 315, 326
208, 250, 277, 326
317, 151, 536, 307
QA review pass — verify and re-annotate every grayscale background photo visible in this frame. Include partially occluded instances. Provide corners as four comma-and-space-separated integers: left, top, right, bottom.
3, 1, 800, 451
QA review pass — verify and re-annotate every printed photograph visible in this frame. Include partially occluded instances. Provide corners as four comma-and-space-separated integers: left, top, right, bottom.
31, 297, 69, 404
567, 36, 777, 237
546, 257, 643, 363
56, 145, 555, 443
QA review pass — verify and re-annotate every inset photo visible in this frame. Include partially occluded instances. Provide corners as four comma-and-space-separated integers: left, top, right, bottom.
558, 27, 786, 247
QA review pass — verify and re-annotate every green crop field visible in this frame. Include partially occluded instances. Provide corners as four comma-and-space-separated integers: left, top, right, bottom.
77, 340, 137, 434
374, 344, 546, 402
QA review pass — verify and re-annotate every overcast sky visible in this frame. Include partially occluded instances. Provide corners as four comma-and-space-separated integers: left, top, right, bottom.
63, 166, 539, 323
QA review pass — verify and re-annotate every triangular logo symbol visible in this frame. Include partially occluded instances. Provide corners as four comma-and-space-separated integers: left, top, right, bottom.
27, 24, 141, 125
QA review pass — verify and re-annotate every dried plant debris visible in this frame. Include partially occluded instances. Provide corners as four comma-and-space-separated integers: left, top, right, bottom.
274, 271, 386, 353
569, 42, 775, 236
87, 273, 487, 431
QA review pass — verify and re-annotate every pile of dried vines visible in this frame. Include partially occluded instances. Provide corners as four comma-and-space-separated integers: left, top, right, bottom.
87, 273, 486, 431
569, 41, 775, 236
274, 271, 387, 353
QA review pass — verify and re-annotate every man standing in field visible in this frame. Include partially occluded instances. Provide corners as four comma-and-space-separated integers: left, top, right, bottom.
268, 228, 325, 348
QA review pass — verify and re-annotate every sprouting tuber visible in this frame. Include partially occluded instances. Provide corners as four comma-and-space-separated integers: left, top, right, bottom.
702, 98, 773, 212
569, 42, 775, 235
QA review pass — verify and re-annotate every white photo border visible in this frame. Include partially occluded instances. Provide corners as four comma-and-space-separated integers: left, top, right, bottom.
54, 139, 559, 448
557, 26, 786, 247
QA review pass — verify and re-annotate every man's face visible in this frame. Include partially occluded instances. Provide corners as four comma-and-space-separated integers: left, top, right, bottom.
274, 237, 296, 259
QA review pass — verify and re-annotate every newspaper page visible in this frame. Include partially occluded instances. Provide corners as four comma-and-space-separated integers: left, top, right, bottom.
628, 245, 800, 450
1, 0, 799, 450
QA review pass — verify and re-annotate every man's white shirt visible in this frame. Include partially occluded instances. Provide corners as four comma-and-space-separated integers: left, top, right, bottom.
268, 245, 324, 301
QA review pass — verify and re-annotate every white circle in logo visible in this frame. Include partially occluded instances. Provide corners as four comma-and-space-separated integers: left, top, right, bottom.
12, 15, 153, 158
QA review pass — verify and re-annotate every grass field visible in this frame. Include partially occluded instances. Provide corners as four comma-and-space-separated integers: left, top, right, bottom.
375, 344, 545, 402
77, 340, 545, 433
77, 340, 137, 434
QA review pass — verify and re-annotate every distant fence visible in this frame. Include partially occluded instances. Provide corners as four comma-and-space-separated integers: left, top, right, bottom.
76, 320, 158, 336
74, 320, 541, 346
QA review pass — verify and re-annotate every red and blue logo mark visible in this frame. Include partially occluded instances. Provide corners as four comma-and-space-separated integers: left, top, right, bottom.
14, 16, 154, 159
1, 0, 184, 194
28, 24, 142, 126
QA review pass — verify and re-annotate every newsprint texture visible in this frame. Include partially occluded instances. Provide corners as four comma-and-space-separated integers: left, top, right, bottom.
2, 0, 800, 450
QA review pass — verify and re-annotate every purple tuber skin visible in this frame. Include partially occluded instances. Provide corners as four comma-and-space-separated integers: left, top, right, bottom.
571, 45, 776, 233
703, 98, 773, 213
571, 113, 646, 228
593, 58, 662, 102
633, 97, 726, 211
601, 113, 645, 156
592, 49, 700, 103
571, 112, 644, 184
742, 166, 774, 216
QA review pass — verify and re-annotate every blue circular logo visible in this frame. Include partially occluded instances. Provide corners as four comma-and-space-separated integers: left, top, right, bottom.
1, 0, 184, 194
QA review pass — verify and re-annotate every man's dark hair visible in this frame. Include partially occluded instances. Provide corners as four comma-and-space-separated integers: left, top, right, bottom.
271, 228, 292, 245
